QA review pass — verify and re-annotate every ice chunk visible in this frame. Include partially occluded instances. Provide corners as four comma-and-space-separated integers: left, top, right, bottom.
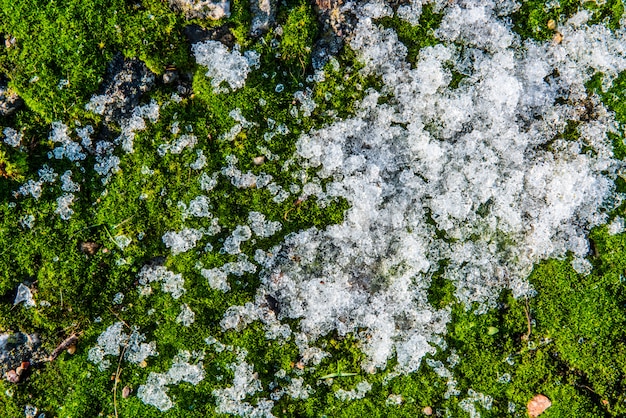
14, 283, 35, 307
192, 41, 259, 92
162, 228, 203, 255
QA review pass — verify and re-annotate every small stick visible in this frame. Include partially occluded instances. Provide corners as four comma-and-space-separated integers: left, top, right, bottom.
48, 333, 81, 362
113, 345, 127, 418
108, 307, 131, 329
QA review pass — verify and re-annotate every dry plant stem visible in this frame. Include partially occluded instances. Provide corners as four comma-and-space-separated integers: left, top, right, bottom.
48, 332, 82, 362
113, 344, 127, 418
108, 307, 131, 329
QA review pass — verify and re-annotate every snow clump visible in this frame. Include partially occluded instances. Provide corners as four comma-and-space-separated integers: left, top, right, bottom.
228, 0, 626, 374
162, 228, 203, 255
87, 322, 158, 371
137, 350, 205, 411
192, 40, 260, 92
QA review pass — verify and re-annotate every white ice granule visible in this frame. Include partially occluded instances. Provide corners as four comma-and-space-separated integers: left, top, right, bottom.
20, 214, 35, 229
221, 0, 626, 375
213, 360, 274, 417
222, 225, 253, 254
137, 351, 205, 412
162, 228, 203, 255
202, 267, 230, 292
114, 235, 132, 249
190, 149, 207, 170
55, 193, 75, 220
176, 303, 195, 326
60, 170, 80, 192
17, 180, 44, 199
113, 292, 124, 304
138, 265, 186, 299
192, 40, 260, 92
199, 172, 219, 191
49, 122, 86, 161
2, 127, 22, 147
608, 216, 625, 235
248, 211, 282, 238
335, 381, 372, 401
185, 195, 212, 218
87, 322, 158, 371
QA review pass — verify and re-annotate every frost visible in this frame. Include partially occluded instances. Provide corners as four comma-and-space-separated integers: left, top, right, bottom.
176, 304, 195, 326
138, 265, 186, 299
60, 170, 80, 192
162, 228, 203, 255
213, 360, 274, 417
192, 41, 260, 92
87, 322, 158, 371
3, 127, 22, 147
14, 284, 35, 308
55, 193, 75, 220
137, 350, 204, 412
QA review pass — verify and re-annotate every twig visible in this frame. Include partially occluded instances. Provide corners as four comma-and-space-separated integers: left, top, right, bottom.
113, 344, 127, 418
522, 296, 532, 341
108, 307, 131, 329
48, 332, 82, 362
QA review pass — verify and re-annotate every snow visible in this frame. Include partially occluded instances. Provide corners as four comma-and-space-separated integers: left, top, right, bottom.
192, 41, 260, 92
137, 351, 205, 411
222, 0, 626, 374
162, 228, 203, 255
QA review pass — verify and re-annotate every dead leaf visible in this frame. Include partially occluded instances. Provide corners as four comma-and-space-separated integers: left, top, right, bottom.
527, 394, 551, 417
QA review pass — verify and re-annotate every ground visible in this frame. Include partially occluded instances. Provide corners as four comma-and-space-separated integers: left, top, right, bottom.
1, 0, 626, 417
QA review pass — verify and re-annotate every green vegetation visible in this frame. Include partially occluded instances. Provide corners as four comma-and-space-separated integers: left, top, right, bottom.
0, 0, 626, 417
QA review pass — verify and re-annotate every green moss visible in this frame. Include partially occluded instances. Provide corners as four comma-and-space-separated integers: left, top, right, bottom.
1, 0, 626, 417
377, 4, 443, 66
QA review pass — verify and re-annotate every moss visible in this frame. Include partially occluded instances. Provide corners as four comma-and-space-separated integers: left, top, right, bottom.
376, 4, 443, 67
512, 0, 624, 41
1, 0, 626, 417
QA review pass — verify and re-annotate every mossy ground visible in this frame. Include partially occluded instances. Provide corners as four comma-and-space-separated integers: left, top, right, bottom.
0, 1, 626, 417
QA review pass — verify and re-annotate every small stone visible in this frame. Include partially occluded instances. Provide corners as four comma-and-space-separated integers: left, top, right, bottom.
67, 345, 76, 354
422, 406, 433, 415
547, 19, 556, 30
253, 155, 265, 165
139, 360, 148, 368
122, 386, 132, 398
553, 32, 563, 44
5, 370, 19, 383
527, 394, 551, 417
163, 70, 178, 84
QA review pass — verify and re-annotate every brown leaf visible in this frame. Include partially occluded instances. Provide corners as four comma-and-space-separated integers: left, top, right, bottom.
79, 241, 100, 255
527, 394, 551, 417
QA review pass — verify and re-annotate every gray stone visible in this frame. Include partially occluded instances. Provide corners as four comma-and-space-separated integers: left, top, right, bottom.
250, 0, 277, 36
